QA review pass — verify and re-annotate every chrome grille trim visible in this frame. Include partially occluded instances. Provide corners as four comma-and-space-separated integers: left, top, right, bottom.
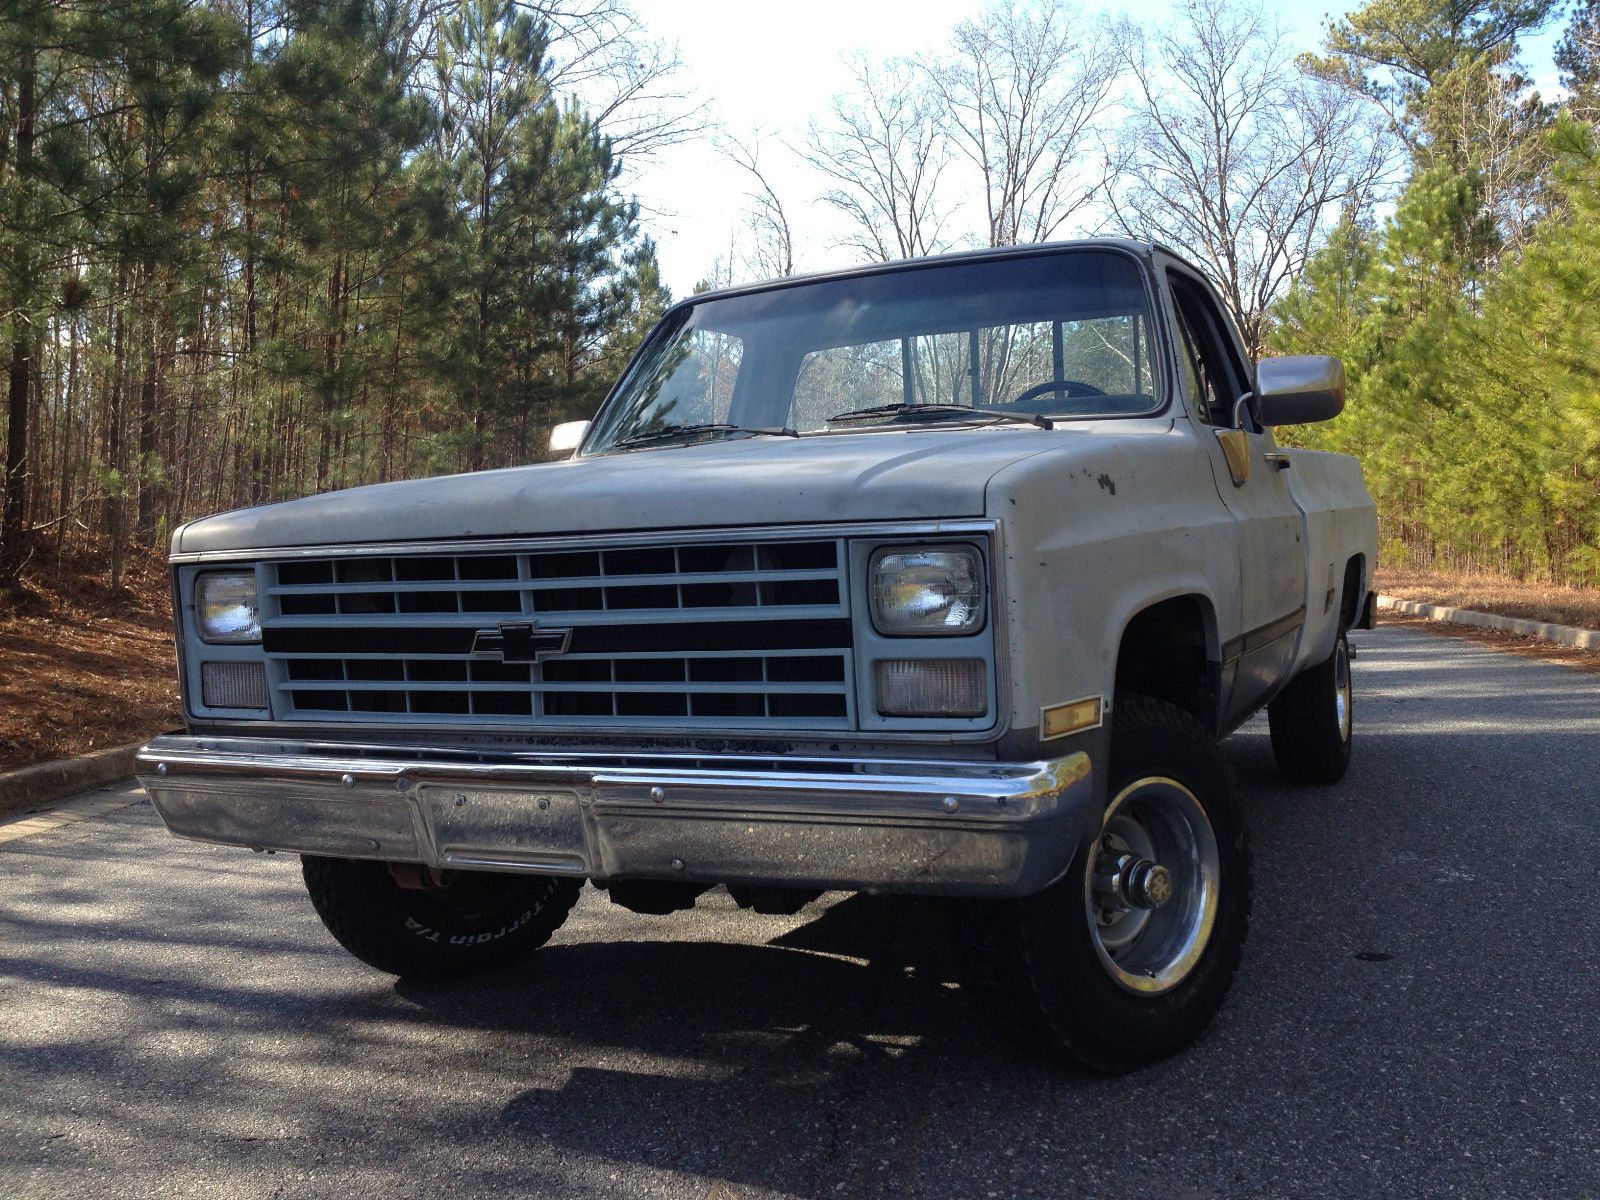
259, 536, 856, 730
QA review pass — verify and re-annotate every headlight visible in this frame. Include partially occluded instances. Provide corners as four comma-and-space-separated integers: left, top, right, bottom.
195, 571, 261, 643
868, 547, 984, 635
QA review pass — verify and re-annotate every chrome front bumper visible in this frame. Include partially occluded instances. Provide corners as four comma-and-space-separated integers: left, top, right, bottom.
135, 735, 1095, 898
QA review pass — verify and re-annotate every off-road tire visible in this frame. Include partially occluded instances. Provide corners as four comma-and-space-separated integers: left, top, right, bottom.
301, 856, 580, 980
955, 696, 1252, 1072
1268, 630, 1354, 785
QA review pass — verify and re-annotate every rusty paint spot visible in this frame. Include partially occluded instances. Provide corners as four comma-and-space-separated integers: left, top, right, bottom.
1097, 473, 1117, 495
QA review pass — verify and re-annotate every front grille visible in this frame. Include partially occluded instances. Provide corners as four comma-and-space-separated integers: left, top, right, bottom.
260, 538, 854, 730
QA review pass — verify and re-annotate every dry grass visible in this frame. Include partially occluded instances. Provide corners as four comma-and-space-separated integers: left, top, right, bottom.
1375, 567, 1600, 673
1374, 567, 1600, 631
0, 541, 181, 772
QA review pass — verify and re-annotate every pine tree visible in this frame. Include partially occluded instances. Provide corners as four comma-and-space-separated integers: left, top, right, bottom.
0, 0, 239, 587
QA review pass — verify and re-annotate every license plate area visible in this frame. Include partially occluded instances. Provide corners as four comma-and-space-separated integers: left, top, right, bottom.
417, 786, 587, 874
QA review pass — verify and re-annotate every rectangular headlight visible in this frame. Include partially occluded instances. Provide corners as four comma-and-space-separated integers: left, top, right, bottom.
869, 547, 984, 635
195, 571, 261, 643
874, 658, 987, 717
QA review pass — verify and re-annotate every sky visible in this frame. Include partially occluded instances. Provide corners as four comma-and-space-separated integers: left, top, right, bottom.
613, 0, 1572, 298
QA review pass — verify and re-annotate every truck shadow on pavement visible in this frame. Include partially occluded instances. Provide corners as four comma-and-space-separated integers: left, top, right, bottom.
392, 893, 1114, 1189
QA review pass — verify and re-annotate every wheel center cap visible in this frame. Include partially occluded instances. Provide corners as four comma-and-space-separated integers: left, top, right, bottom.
1094, 849, 1174, 912
1124, 859, 1172, 910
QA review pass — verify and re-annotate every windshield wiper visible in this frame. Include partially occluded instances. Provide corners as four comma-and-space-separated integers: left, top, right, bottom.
611, 422, 800, 449
825, 402, 1053, 430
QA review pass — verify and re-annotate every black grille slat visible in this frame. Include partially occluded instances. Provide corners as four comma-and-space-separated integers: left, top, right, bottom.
263, 538, 853, 729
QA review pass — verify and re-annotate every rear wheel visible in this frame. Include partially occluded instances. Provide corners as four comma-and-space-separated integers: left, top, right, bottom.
301, 856, 580, 980
956, 697, 1252, 1071
1268, 630, 1353, 784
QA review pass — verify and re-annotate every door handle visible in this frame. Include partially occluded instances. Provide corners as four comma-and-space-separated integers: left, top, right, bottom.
1264, 452, 1292, 471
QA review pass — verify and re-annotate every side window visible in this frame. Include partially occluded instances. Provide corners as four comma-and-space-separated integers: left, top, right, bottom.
1172, 307, 1218, 426
1168, 275, 1250, 429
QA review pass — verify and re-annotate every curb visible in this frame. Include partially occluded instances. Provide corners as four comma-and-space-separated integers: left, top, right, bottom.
1377, 595, 1600, 650
0, 743, 145, 818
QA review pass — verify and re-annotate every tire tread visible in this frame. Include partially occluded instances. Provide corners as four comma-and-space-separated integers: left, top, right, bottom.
1268, 632, 1352, 784
302, 856, 580, 980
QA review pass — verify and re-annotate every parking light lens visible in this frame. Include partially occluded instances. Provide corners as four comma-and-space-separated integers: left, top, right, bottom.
874, 658, 987, 717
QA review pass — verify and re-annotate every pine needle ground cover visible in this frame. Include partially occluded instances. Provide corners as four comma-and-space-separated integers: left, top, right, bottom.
0, 544, 179, 772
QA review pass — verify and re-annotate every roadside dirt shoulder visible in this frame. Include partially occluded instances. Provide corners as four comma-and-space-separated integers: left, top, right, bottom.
0, 546, 180, 773
1375, 568, 1600, 630
1374, 567, 1600, 673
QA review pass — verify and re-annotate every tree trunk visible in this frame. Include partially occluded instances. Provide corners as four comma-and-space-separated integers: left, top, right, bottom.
107, 265, 130, 595
59, 318, 78, 528
0, 49, 36, 587
1, 334, 31, 586
135, 306, 160, 545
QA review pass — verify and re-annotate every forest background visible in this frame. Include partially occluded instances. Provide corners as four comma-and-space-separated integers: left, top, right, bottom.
2, 0, 1599, 595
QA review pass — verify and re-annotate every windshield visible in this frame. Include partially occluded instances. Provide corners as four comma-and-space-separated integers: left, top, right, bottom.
583, 249, 1161, 454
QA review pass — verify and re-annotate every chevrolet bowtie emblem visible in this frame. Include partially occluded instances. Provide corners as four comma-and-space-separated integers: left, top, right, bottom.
470, 622, 573, 663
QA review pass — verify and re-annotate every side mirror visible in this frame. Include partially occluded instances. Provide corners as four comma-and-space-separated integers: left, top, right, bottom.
1254, 356, 1345, 426
549, 420, 591, 454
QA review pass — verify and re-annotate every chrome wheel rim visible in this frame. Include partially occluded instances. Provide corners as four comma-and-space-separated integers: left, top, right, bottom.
1334, 636, 1352, 743
1084, 776, 1220, 995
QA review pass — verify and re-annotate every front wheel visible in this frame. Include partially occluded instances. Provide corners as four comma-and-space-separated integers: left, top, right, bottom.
301, 856, 581, 980
1268, 630, 1354, 784
956, 697, 1252, 1071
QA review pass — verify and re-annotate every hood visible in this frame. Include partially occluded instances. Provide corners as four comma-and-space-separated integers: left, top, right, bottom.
172, 428, 1067, 554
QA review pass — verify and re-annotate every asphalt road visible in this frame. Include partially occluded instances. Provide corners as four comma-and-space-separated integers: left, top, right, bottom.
3, 624, 1599, 1200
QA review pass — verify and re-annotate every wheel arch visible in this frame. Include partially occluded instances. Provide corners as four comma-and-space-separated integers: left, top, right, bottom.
1113, 592, 1223, 734
1339, 553, 1367, 630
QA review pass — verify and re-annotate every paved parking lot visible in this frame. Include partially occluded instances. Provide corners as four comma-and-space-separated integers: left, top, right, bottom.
3, 625, 1599, 1199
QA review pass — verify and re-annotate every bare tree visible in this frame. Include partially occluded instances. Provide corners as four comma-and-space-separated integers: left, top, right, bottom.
401, 1, 708, 165
521, 0, 709, 164
1110, 0, 1389, 354
929, 0, 1124, 246
804, 54, 953, 262
722, 130, 795, 281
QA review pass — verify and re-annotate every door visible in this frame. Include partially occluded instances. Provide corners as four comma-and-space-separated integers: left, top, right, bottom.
1162, 265, 1307, 727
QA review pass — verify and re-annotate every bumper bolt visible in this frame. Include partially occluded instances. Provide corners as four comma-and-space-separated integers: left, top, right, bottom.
341, 774, 355, 789
157, 763, 168, 776
670, 858, 685, 872
942, 796, 960, 813
650, 787, 665, 803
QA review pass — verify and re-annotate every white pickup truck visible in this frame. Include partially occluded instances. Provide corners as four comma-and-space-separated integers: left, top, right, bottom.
137, 239, 1376, 1070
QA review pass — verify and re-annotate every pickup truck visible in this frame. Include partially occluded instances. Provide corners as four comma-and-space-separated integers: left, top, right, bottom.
137, 239, 1376, 1071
